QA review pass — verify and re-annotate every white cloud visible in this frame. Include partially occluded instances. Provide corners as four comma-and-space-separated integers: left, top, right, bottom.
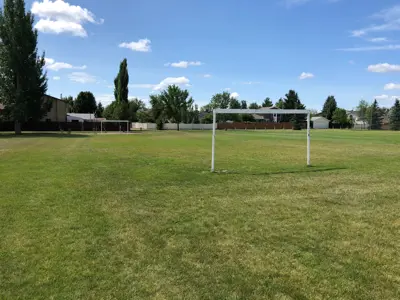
130, 84, 155, 89
299, 72, 314, 80
53, 76, 60, 80
153, 77, 190, 91
119, 39, 151, 52
95, 94, 114, 105
374, 94, 400, 101
351, 5, 400, 37
367, 63, 400, 73
203, 74, 212, 78
31, 0, 102, 37
384, 83, 400, 90
230, 92, 240, 99
224, 88, 231, 91
165, 61, 203, 68
68, 72, 97, 84
338, 45, 400, 51
45, 57, 86, 71
368, 37, 388, 42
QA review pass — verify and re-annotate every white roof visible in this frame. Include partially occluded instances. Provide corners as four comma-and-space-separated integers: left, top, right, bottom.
311, 116, 329, 121
67, 113, 95, 120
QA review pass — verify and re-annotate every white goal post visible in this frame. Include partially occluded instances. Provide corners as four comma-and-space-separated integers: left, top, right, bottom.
211, 109, 311, 172
100, 120, 130, 134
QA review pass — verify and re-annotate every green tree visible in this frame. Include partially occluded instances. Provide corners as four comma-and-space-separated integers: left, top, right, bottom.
249, 102, 260, 109
229, 98, 241, 109
389, 99, 400, 130
95, 102, 104, 118
136, 109, 154, 123
321, 96, 337, 121
240, 100, 247, 109
114, 58, 129, 103
275, 98, 284, 109
369, 99, 383, 130
209, 91, 231, 109
357, 99, 370, 127
149, 94, 165, 129
126, 98, 145, 122
74, 91, 97, 113
281, 90, 306, 129
159, 85, 194, 131
0, 0, 48, 134
332, 108, 348, 128
262, 97, 273, 107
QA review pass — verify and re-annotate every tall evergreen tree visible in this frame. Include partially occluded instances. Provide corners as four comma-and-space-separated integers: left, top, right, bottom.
114, 58, 129, 103
321, 96, 337, 121
240, 100, 247, 109
95, 102, 104, 118
262, 97, 273, 107
389, 99, 400, 131
369, 99, 383, 130
281, 90, 306, 128
0, 0, 48, 134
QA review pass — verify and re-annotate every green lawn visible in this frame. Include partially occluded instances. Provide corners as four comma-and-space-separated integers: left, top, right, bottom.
1, 130, 399, 299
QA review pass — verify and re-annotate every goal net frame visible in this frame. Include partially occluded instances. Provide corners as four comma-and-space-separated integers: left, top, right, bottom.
100, 120, 130, 134
211, 108, 311, 172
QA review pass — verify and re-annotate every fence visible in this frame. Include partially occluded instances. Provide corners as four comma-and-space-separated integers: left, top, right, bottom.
132, 123, 213, 130
0, 121, 126, 132
217, 122, 295, 130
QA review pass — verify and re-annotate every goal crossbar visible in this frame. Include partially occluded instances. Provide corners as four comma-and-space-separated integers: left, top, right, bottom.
100, 120, 130, 134
211, 109, 311, 172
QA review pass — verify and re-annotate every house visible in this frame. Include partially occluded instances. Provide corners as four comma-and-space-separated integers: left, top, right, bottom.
67, 113, 103, 122
0, 94, 67, 122
311, 116, 329, 129
252, 106, 280, 122
346, 110, 369, 129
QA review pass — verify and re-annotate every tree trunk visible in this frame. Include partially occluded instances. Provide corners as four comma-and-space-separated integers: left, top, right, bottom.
14, 120, 22, 135
177, 122, 180, 131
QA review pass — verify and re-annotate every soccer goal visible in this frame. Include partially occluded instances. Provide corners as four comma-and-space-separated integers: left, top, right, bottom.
100, 120, 130, 134
211, 108, 311, 172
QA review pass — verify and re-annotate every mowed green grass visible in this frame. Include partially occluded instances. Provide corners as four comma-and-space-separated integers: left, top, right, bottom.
1, 130, 400, 300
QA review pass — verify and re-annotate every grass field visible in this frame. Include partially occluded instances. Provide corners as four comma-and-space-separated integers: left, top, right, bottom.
1, 130, 400, 299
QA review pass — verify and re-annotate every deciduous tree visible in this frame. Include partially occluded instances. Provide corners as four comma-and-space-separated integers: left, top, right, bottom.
332, 108, 348, 128
0, 0, 48, 134
74, 91, 97, 113
159, 85, 194, 131
95, 102, 104, 118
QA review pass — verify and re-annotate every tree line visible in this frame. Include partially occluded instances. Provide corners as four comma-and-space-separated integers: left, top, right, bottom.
1, 0, 400, 134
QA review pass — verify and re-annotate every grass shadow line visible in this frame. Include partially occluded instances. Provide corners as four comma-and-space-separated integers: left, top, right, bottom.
0, 132, 93, 138
214, 166, 348, 176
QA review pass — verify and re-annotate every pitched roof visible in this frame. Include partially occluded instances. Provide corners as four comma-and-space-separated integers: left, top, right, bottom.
67, 113, 96, 120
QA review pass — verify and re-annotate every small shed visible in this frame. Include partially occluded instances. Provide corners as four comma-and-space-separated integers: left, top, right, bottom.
311, 116, 329, 129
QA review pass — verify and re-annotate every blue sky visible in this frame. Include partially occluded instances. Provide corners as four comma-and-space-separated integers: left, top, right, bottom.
26, 0, 400, 110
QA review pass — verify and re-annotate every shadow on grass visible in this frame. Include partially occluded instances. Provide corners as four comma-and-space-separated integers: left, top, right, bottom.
214, 166, 347, 176
0, 132, 92, 138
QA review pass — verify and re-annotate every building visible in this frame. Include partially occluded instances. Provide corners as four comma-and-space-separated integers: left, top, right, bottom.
0, 95, 67, 122
311, 116, 329, 129
41, 95, 68, 122
67, 113, 103, 122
